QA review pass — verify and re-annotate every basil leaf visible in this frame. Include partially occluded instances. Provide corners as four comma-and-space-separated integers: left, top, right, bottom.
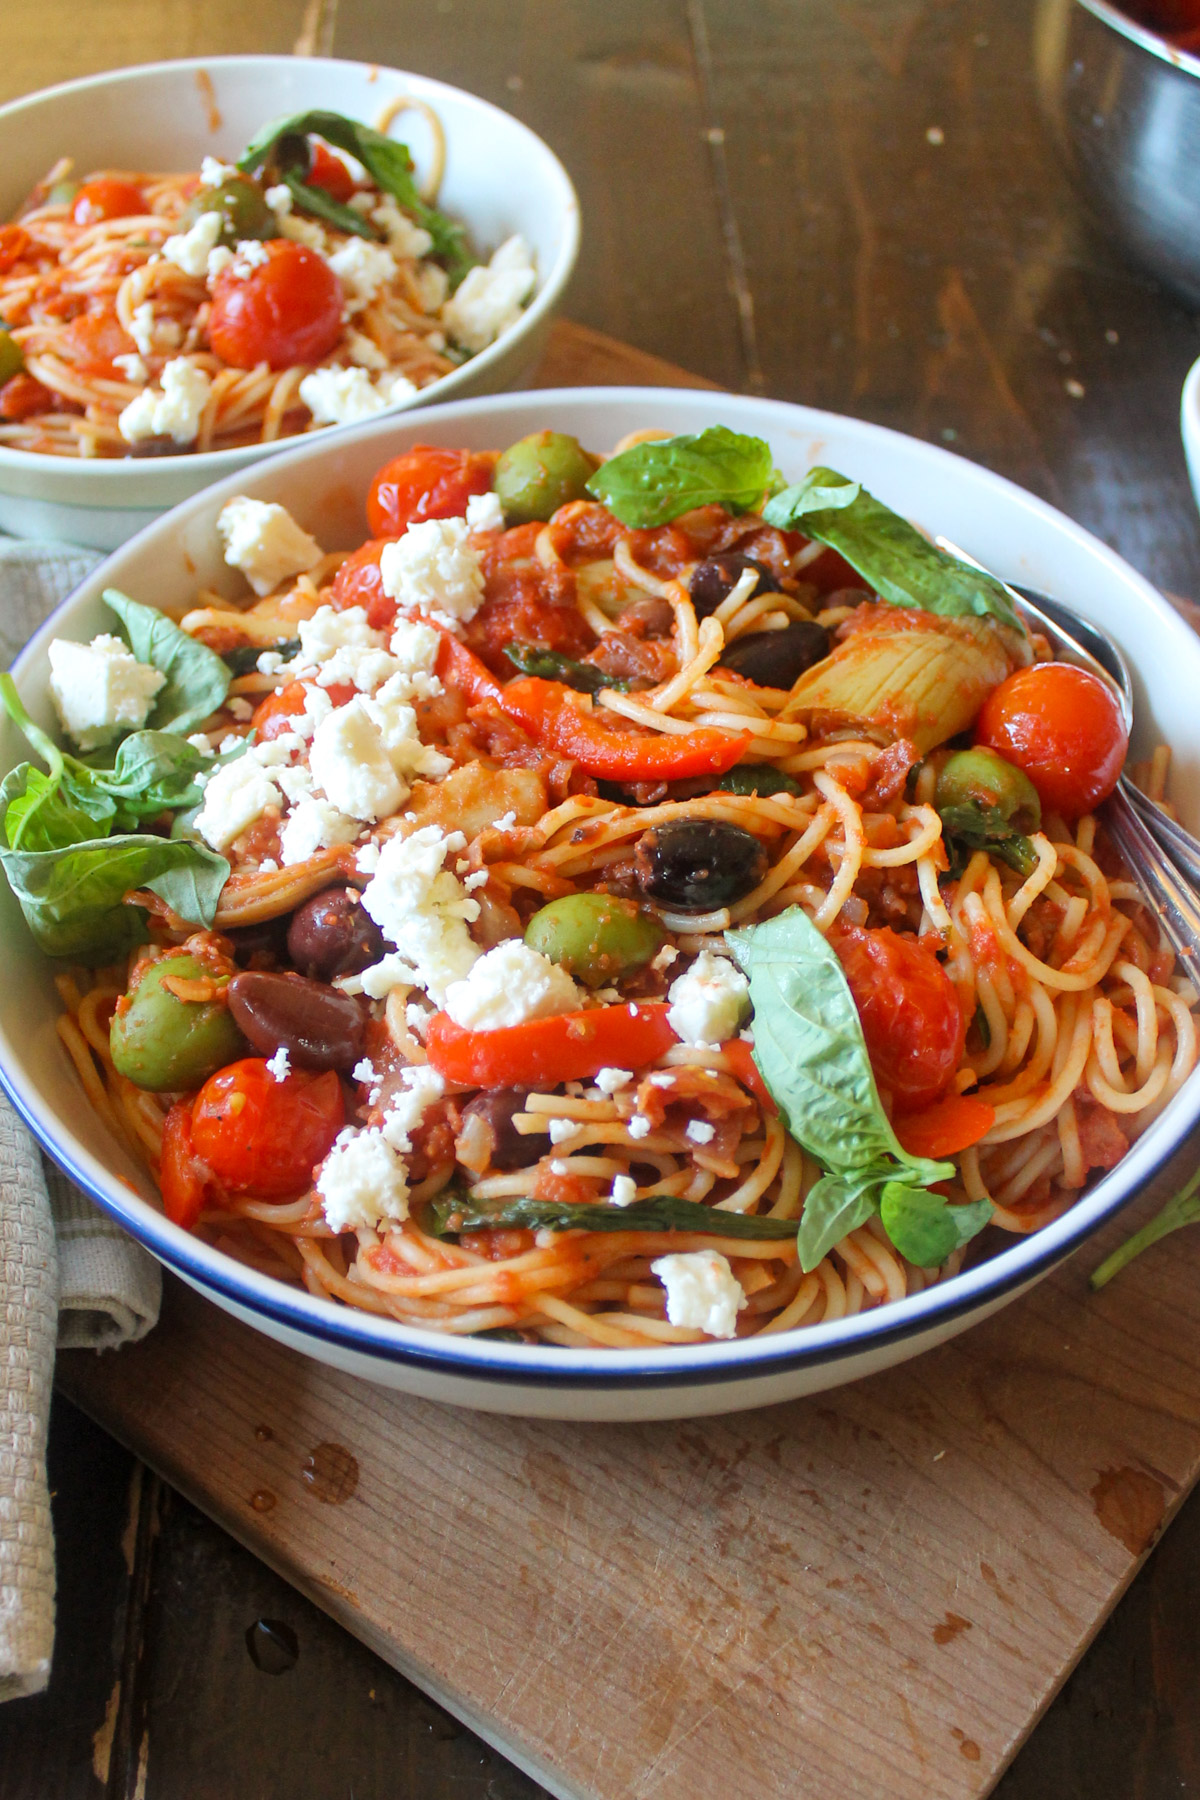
795, 1169, 882, 1273
1, 765, 114, 854
103, 590, 231, 735
221, 638, 299, 677
1090, 1168, 1200, 1290
762, 466, 1024, 634
585, 427, 782, 529
97, 731, 209, 817
937, 799, 1036, 879
878, 1183, 992, 1269
503, 642, 631, 695
278, 166, 375, 240
422, 1192, 800, 1240
237, 109, 474, 283
0, 828, 229, 961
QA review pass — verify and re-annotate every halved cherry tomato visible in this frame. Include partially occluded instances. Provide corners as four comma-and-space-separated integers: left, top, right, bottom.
191, 1059, 344, 1196
307, 140, 357, 204
366, 445, 494, 538
497, 677, 752, 782
251, 679, 356, 740
974, 663, 1128, 820
833, 924, 966, 1111
892, 1091, 995, 1159
426, 1002, 678, 1088
208, 240, 343, 370
329, 539, 393, 628
0, 225, 30, 273
720, 1039, 778, 1116
62, 309, 136, 376
0, 373, 57, 421
159, 1099, 214, 1230
72, 179, 146, 227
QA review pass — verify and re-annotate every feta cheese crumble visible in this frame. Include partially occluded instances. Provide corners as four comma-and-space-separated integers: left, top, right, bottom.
651, 1249, 747, 1339
356, 825, 481, 1004
118, 358, 211, 446
443, 940, 580, 1032
380, 1065, 445, 1152
217, 497, 323, 597
317, 1126, 411, 1232
547, 1118, 578, 1145
627, 1115, 651, 1140
162, 211, 223, 277
199, 156, 238, 188
279, 797, 361, 866
298, 365, 417, 427
327, 238, 398, 315
685, 1119, 716, 1145
666, 952, 750, 1048
298, 605, 384, 666
112, 353, 148, 385
47, 635, 165, 752
194, 754, 283, 851
595, 1068, 634, 1095
371, 199, 433, 261
610, 1175, 638, 1207
465, 489, 505, 534
265, 1046, 291, 1083
309, 697, 407, 822
378, 517, 485, 623
442, 235, 536, 352
129, 302, 181, 358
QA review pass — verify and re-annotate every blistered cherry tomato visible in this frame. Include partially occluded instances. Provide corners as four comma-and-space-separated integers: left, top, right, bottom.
251, 679, 356, 740
191, 1059, 344, 1196
366, 445, 494, 538
159, 1100, 214, 1231
62, 309, 136, 376
974, 663, 1128, 820
0, 225, 30, 273
207, 240, 343, 370
307, 140, 356, 204
0, 373, 57, 421
834, 924, 965, 1111
329, 538, 394, 628
72, 179, 146, 226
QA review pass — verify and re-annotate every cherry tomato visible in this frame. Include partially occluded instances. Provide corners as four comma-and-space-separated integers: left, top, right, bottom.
975, 663, 1128, 820
834, 924, 966, 1111
366, 445, 494, 538
207, 240, 343, 370
159, 1099, 214, 1230
62, 309, 136, 377
307, 140, 356, 204
72, 179, 146, 226
0, 373, 57, 422
191, 1059, 344, 1197
0, 225, 30, 273
251, 679, 356, 740
329, 539, 394, 628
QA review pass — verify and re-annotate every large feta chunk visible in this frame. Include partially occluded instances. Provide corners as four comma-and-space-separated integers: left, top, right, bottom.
298, 605, 384, 666
666, 952, 750, 1048
162, 211, 223, 277
317, 1126, 411, 1232
442, 234, 536, 352
387, 618, 442, 678
358, 826, 480, 1003
651, 1249, 747, 1339
364, 676, 452, 780
217, 497, 323, 597
444, 940, 580, 1032
465, 490, 505, 534
118, 358, 211, 446
279, 797, 360, 866
309, 697, 406, 821
327, 238, 397, 315
194, 755, 282, 851
378, 517, 484, 623
47, 634, 165, 752
298, 365, 416, 428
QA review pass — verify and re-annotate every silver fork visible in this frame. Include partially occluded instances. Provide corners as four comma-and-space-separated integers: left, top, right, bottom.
935, 537, 1200, 989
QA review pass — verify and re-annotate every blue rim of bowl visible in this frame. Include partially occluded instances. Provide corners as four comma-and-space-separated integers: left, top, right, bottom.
1075, 0, 1200, 78
6, 382, 1200, 1391
0, 53, 580, 482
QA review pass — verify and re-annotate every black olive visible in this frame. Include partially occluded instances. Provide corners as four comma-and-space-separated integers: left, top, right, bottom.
287, 887, 386, 981
459, 1089, 542, 1171
718, 620, 831, 687
689, 553, 781, 618
634, 820, 768, 911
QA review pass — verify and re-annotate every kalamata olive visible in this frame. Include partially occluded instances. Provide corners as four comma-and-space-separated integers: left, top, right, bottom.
110, 954, 246, 1093
287, 886, 386, 981
718, 620, 831, 687
458, 1088, 541, 1171
689, 553, 781, 618
634, 820, 769, 911
223, 916, 290, 967
524, 892, 666, 987
227, 971, 367, 1072
494, 431, 598, 525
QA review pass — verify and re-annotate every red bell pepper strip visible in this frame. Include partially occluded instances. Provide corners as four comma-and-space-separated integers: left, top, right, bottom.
892, 1092, 995, 1160
720, 1039, 778, 1115
426, 1001, 678, 1088
435, 631, 504, 707
496, 677, 751, 781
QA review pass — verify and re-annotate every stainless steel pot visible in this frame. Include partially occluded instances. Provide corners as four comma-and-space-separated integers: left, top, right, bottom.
1035, 0, 1200, 306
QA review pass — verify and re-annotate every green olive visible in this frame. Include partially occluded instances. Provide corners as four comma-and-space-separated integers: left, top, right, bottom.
494, 431, 599, 525
0, 328, 24, 385
524, 892, 667, 988
110, 954, 246, 1093
181, 176, 274, 247
46, 180, 79, 206
935, 747, 1042, 830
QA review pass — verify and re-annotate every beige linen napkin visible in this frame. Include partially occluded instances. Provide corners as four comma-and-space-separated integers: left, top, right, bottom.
0, 539, 162, 1699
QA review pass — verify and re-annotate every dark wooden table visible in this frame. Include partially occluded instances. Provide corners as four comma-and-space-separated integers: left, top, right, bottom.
2, 2, 1200, 1795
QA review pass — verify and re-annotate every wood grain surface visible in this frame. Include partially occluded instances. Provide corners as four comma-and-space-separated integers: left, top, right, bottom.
2, 2, 1200, 1798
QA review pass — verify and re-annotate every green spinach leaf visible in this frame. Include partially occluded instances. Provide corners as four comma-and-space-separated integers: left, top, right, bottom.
103, 590, 231, 735
1090, 1169, 1200, 1290
937, 798, 1037, 879
762, 467, 1024, 634
585, 427, 782, 529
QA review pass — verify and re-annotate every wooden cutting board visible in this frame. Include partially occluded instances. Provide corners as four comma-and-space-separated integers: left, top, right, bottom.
58, 321, 1200, 1800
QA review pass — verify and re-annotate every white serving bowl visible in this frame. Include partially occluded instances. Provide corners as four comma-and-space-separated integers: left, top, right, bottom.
5, 386, 1200, 1420
0, 56, 579, 549
1183, 354, 1200, 514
